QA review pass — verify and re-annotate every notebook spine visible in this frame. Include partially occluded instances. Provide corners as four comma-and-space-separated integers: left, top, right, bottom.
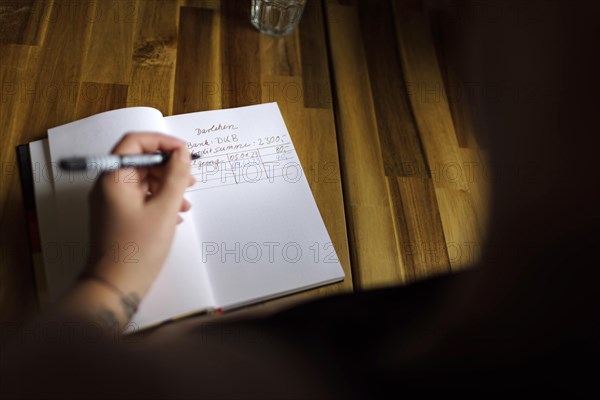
16, 144, 45, 309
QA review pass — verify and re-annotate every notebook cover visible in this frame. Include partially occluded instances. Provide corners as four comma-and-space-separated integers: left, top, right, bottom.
16, 144, 47, 309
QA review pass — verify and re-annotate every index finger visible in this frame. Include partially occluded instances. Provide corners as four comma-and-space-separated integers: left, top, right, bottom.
111, 132, 186, 155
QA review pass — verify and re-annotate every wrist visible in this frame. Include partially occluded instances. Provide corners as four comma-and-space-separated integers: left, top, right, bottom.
86, 254, 159, 298
57, 278, 140, 333
79, 272, 140, 319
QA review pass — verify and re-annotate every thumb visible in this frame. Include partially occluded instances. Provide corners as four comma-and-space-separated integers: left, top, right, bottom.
152, 147, 192, 213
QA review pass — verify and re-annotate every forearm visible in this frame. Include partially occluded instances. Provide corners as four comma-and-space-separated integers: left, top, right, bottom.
56, 280, 136, 331
55, 258, 153, 333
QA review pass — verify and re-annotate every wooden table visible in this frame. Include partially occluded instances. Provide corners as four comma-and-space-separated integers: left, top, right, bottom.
0, 0, 488, 323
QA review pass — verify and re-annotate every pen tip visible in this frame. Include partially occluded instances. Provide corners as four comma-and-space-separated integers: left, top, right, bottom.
59, 158, 87, 171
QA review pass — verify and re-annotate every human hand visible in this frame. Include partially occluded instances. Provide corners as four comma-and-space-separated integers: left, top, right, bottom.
86, 132, 196, 295
56, 133, 195, 331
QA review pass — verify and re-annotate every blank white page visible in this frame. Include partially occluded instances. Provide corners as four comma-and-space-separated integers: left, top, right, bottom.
46, 107, 215, 329
165, 103, 345, 310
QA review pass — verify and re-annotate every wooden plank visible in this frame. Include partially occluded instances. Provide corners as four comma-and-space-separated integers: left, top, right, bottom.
74, 83, 128, 119
260, 29, 301, 78
220, 0, 261, 108
80, 0, 138, 84
19, 0, 94, 137
429, 10, 482, 149
173, 6, 221, 114
127, 0, 181, 115
298, 0, 331, 108
0, 0, 52, 45
20, 0, 52, 45
350, 204, 404, 287
459, 148, 490, 240
388, 176, 451, 281
357, 0, 428, 177
0, 0, 34, 44
184, 0, 221, 8
0, 44, 41, 201
325, 1, 403, 289
392, 2, 467, 191
0, 44, 40, 170
435, 187, 482, 271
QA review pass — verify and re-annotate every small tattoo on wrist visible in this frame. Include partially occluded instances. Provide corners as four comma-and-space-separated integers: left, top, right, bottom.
121, 292, 141, 321
96, 309, 120, 331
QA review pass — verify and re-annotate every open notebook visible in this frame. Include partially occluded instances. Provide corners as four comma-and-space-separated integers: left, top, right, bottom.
23, 103, 344, 331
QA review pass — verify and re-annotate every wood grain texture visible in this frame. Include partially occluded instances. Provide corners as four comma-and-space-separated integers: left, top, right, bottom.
459, 148, 490, 240
173, 6, 221, 113
220, 0, 260, 108
261, 29, 300, 78
325, 1, 404, 289
429, 9, 483, 149
128, 0, 180, 114
392, 1, 467, 191
388, 177, 451, 281
0, 0, 52, 45
74, 83, 129, 119
325, 0, 489, 285
20, 0, 94, 138
299, 0, 331, 108
80, 0, 138, 84
0, 0, 489, 321
357, 0, 428, 177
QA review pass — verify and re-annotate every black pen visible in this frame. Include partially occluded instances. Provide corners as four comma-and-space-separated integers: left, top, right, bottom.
59, 152, 200, 171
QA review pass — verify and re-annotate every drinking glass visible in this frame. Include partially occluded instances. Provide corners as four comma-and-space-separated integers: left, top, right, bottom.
250, 0, 307, 37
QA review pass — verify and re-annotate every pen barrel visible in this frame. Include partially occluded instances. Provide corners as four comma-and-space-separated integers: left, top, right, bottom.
120, 154, 165, 168
73, 155, 122, 171
59, 154, 168, 171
